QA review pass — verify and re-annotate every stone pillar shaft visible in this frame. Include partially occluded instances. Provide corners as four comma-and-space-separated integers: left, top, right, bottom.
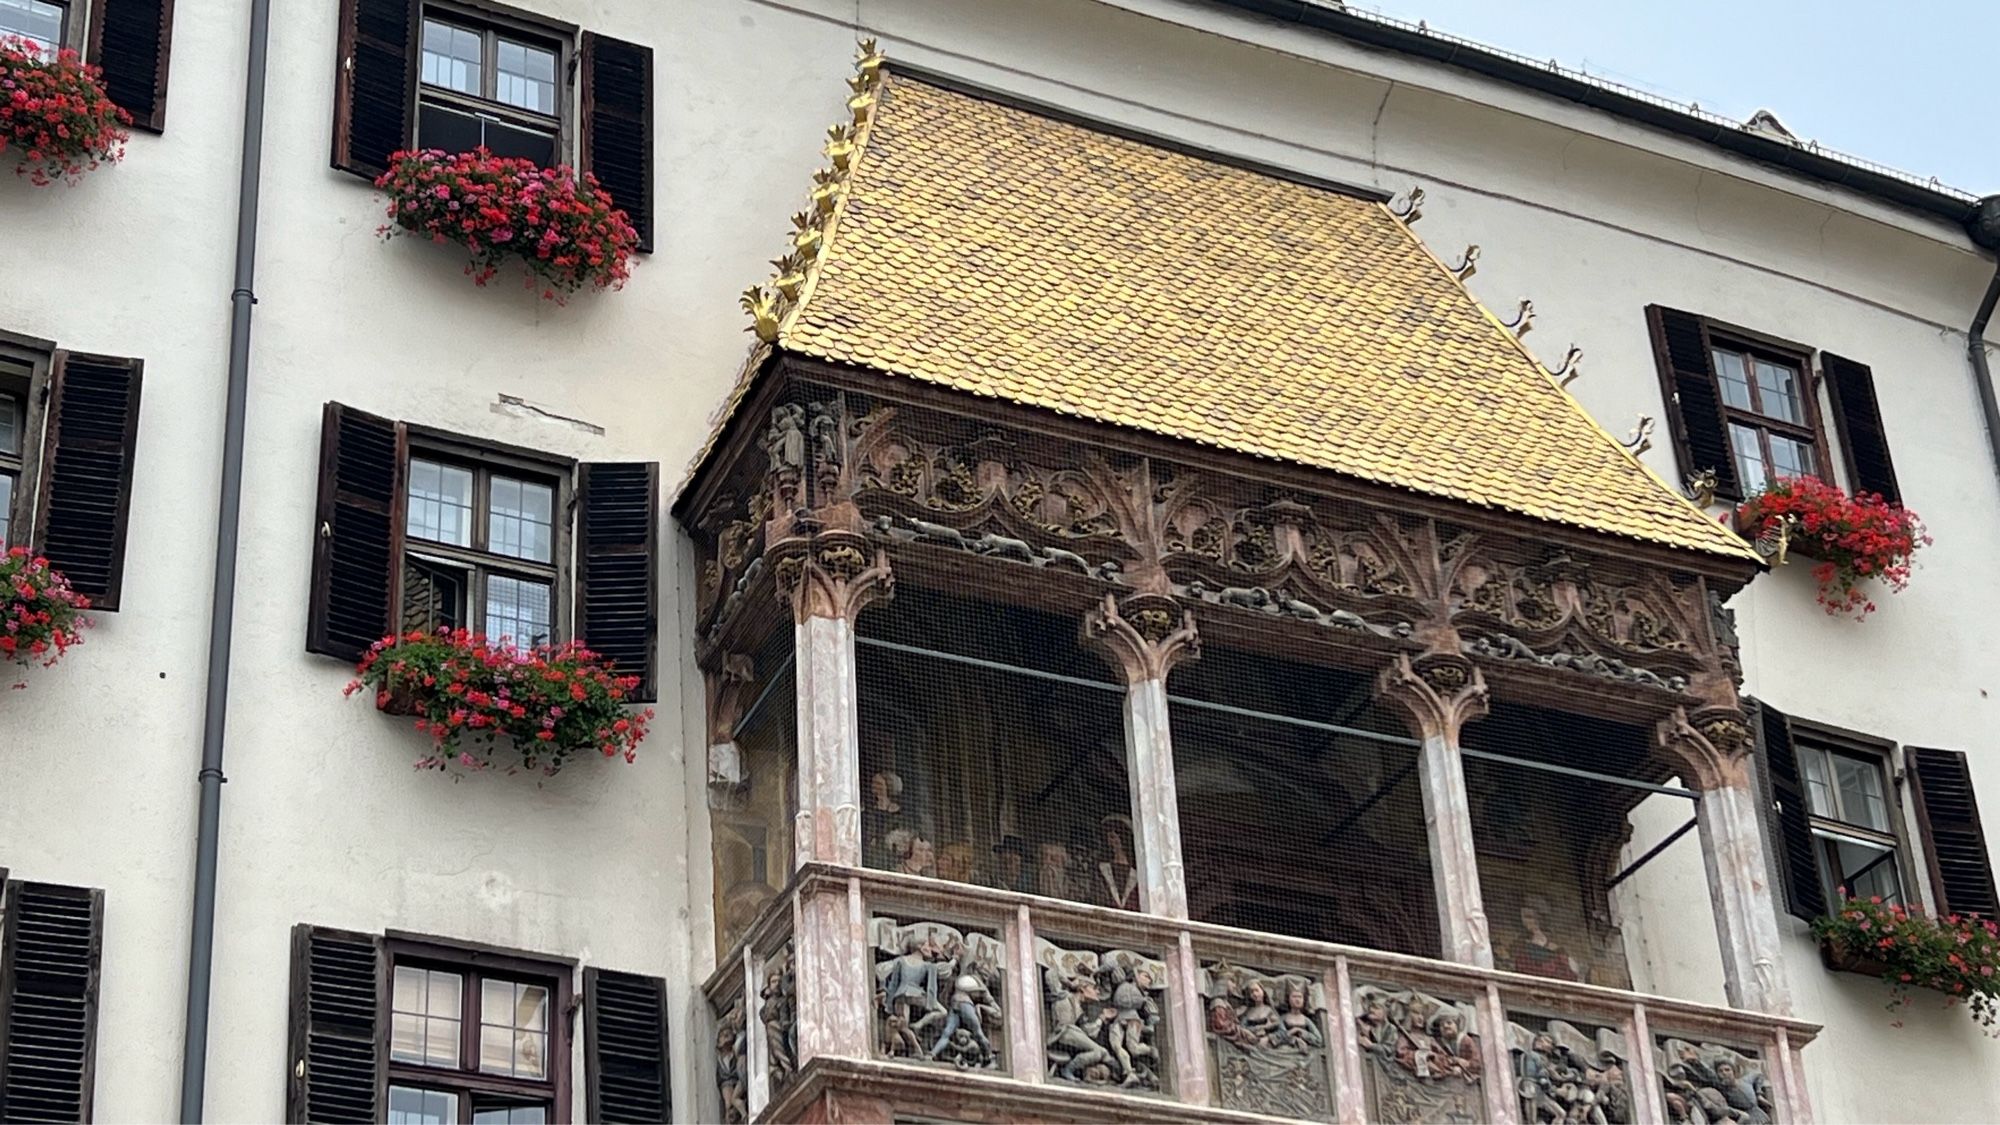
1698, 782, 1791, 1014
793, 613, 863, 868
792, 879, 871, 1062
1377, 654, 1494, 969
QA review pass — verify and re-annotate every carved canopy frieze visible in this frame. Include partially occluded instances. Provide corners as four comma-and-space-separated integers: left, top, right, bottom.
682, 369, 1750, 719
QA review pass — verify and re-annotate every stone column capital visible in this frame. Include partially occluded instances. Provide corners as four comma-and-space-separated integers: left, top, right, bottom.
1655, 706, 1754, 792
1375, 653, 1491, 743
1081, 593, 1199, 685
773, 531, 893, 624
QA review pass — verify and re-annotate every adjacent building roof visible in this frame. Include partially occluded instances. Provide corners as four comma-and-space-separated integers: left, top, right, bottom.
763, 72, 1755, 562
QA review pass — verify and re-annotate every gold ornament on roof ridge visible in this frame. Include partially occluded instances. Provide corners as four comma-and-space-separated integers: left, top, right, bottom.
826, 123, 857, 172
741, 286, 780, 343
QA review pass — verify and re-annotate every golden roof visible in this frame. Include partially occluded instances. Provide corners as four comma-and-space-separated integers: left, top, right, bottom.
723, 68, 1754, 562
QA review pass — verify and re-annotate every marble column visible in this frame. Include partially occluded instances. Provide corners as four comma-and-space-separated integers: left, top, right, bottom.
1081, 592, 1200, 919
1657, 708, 1793, 1016
1376, 653, 1495, 969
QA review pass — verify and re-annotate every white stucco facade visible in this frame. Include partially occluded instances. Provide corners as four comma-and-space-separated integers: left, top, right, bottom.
0, 0, 1993, 1121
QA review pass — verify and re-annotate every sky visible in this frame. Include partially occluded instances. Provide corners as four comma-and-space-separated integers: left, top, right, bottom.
1355, 0, 1995, 198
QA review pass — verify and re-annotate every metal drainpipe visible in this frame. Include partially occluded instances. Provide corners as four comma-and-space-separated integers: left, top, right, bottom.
179, 0, 272, 1117
1966, 196, 2000, 490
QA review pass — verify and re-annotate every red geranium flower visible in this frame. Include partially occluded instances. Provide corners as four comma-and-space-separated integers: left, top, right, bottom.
1734, 476, 1929, 618
0, 36, 130, 185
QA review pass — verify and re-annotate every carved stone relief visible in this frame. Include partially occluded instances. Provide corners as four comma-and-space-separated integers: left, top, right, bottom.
1353, 985, 1485, 1124
714, 994, 749, 1125
1657, 1038, 1773, 1124
760, 944, 797, 1097
1508, 1015, 1633, 1124
1200, 962, 1333, 1120
1036, 939, 1169, 1092
870, 917, 1006, 1071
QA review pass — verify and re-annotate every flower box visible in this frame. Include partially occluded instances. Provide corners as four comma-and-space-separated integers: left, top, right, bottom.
0, 35, 131, 185
374, 148, 639, 302
1818, 934, 1890, 979
1812, 897, 2000, 1031
346, 629, 652, 775
3, 546, 91, 685
1733, 477, 1929, 618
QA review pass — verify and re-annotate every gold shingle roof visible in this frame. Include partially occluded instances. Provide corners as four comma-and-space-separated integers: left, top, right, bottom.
757, 71, 1754, 562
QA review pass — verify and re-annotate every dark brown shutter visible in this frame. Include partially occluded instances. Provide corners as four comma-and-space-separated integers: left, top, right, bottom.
1750, 699, 1827, 921
0, 881, 105, 1124
584, 967, 671, 1123
579, 33, 655, 252
576, 462, 659, 701
32, 352, 143, 612
1908, 748, 1999, 918
286, 925, 385, 1125
1820, 352, 1902, 505
306, 403, 405, 662
1645, 305, 1742, 501
331, 0, 418, 180
87, 0, 175, 133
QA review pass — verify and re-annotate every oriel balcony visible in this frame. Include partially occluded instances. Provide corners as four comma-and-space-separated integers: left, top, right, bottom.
679, 47, 1808, 1125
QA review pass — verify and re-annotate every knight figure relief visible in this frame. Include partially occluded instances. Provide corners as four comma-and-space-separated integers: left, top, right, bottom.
871, 917, 1005, 1071
1658, 1038, 1775, 1124
1201, 962, 1333, 1119
1037, 940, 1168, 1092
1508, 1016, 1633, 1123
1354, 984, 1485, 1124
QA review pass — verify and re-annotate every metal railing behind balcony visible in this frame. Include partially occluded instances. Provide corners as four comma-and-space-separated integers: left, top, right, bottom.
703, 865, 1818, 1124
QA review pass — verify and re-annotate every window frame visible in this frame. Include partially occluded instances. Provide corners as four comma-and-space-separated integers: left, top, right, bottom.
1790, 722, 1924, 909
400, 425, 574, 647
414, 0, 574, 167
1702, 326, 1834, 493
0, 0, 81, 55
0, 331, 53, 550
383, 933, 576, 1124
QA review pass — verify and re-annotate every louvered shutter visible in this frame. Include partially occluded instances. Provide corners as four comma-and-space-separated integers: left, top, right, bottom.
1645, 306, 1742, 501
286, 925, 384, 1125
1750, 699, 1826, 921
579, 33, 655, 252
1820, 352, 1902, 505
32, 352, 143, 612
576, 462, 659, 701
585, 967, 671, 1123
87, 0, 175, 132
0, 881, 105, 1124
1908, 748, 1999, 918
306, 403, 405, 662
331, 0, 418, 180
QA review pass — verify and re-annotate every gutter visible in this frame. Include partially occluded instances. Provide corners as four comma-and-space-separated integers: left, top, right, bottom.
179, 0, 272, 1117
1966, 196, 2000, 489
1202, 0, 1979, 228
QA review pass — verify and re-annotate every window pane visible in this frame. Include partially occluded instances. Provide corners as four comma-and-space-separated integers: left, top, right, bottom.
1833, 753, 1891, 832
417, 100, 486, 157
1729, 423, 1769, 494
1770, 434, 1816, 481
391, 967, 463, 1068
1754, 358, 1804, 423
1712, 348, 1754, 410
481, 118, 558, 167
408, 459, 474, 547
388, 1086, 461, 1125
473, 1107, 549, 1125
480, 979, 551, 1079
489, 476, 554, 562
0, 472, 13, 549
403, 558, 470, 635
1800, 745, 1834, 819
485, 574, 553, 647
1827, 836, 1903, 905
0, 0, 65, 55
495, 37, 557, 115
421, 18, 482, 95
0, 392, 18, 454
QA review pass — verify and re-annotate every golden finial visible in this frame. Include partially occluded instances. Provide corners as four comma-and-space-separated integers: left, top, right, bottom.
770, 251, 808, 300
1683, 468, 1718, 508
825, 124, 855, 172
849, 88, 877, 126
741, 286, 780, 343
855, 38, 885, 82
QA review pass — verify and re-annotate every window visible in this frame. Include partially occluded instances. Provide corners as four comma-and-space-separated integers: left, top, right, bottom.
385, 941, 567, 1124
0, 364, 25, 548
1710, 342, 1820, 494
416, 7, 565, 167
401, 448, 565, 647
0, 0, 68, 55
1796, 736, 1906, 906
0, 877, 106, 1121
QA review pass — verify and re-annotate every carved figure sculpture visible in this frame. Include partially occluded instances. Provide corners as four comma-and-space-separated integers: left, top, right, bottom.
760, 947, 797, 1095
714, 997, 748, 1124
764, 404, 806, 500
974, 531, 1038, 562
929, 963, 1001, 1066
1355, 985, 1483, 1124
1039, 942, 1168, 1092
1104, 964, 1161, 1088
1202, 963, 1332, 1118
1659, 1040, 1772, 1125
1041, 545, 1091, 572
1510, 1019, 1631, 1124
871, 919, 1004, 1071
905, 516, 971, 551
1044, 967, 1111, 1082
